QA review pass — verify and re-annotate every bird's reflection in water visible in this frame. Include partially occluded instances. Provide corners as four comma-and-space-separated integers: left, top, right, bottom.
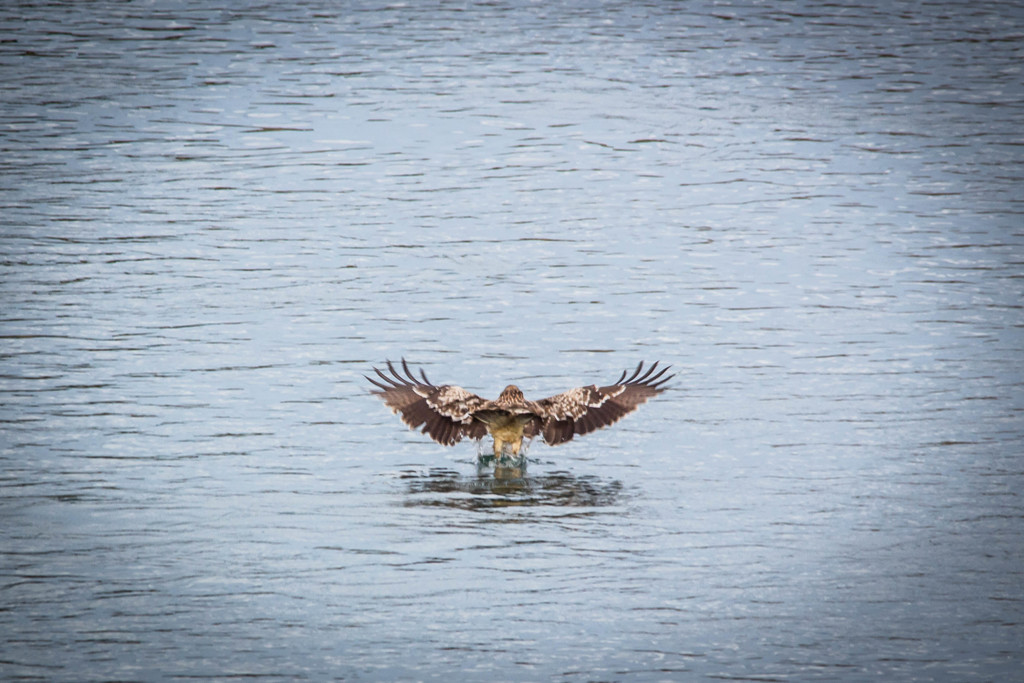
400, 459, 625, 510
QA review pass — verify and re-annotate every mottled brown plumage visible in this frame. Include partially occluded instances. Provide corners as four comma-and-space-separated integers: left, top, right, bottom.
366, 359, 673, 457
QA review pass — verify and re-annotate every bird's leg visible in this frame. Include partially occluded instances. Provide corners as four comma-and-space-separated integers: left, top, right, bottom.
492, 436, 505, 459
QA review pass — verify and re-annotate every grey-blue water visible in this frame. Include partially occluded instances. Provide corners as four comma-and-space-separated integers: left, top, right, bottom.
2, 1, 1022, 680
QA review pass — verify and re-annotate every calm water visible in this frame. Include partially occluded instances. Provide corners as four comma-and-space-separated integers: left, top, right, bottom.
2, 1, 1023, 680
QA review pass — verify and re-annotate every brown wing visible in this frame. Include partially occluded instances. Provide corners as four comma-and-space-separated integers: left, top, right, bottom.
366, 359, 489, 446
531, 361, 673, 446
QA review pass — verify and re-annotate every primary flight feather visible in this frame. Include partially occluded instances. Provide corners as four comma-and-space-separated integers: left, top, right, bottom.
366, 360, 673, 457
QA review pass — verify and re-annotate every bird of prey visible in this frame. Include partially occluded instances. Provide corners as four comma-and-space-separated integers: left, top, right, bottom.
366, 360, 672, 458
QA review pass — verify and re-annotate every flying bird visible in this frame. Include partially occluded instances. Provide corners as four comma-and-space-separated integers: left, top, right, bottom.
366, 360, 673, 458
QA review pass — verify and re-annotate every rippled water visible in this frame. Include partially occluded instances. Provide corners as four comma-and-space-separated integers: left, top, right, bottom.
2, 1, 1022, 680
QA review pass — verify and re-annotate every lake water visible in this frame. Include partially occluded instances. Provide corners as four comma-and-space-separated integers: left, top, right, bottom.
2, 1, 1022, 680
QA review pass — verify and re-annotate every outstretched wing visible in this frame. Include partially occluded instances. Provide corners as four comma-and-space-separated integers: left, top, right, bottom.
531, 361, 673, 446
366, 359, 489, 446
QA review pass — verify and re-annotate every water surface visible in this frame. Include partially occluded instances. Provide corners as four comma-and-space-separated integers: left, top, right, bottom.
2, 1, 1022, 681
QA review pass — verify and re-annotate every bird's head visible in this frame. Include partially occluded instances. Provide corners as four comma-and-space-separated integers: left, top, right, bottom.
497, 384, 525, 407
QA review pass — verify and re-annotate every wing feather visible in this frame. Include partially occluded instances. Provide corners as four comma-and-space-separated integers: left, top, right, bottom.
440, 416, 457, 446
366, 359, 487, 447
431, 415, 450, 446
535, 361, 673, 446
